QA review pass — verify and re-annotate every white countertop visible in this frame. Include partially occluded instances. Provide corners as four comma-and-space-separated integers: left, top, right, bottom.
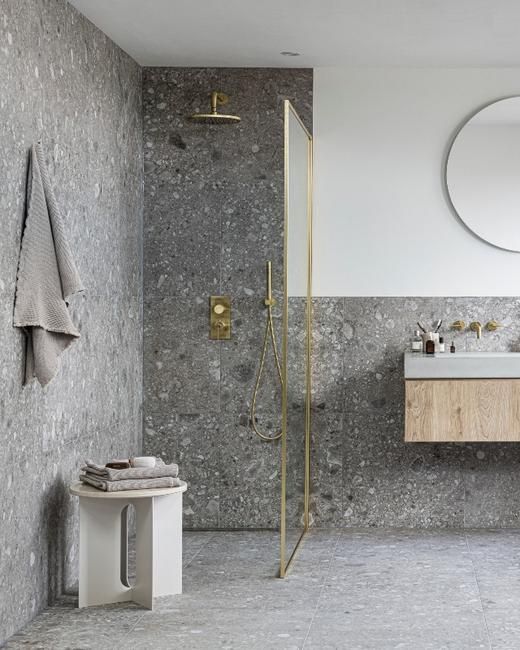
404, 351, 520, 379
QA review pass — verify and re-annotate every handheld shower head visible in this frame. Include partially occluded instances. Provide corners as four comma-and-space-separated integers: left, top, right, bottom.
190, 91, 241, 124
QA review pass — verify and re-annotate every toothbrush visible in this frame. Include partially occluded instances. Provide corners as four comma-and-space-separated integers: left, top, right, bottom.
434, 320, 442, 333
417, 321, 427, 333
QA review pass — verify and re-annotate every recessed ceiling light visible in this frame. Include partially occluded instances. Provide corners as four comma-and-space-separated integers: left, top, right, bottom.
280, 51, 300, 57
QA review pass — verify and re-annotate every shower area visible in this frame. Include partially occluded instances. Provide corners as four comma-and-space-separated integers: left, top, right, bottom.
142, 68, 313, 575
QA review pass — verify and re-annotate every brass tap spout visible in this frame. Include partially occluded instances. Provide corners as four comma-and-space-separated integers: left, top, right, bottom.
470, 321, 482, 339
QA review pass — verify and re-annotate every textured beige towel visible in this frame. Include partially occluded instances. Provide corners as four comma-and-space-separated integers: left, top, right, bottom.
14, 143, 84, 386
79, 474, 180, 492
81, 458, 179, 481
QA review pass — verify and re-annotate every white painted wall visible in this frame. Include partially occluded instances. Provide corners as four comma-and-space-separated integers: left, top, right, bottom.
313, 67, 520, 296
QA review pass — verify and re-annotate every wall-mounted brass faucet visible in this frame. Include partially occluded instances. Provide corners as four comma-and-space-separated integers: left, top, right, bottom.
469, 321, 482, 339
451, 319, 504, 339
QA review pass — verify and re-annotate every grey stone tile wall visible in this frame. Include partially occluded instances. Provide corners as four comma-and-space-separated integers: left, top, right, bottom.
142, 68, 313, 529
311, 296, 520, 529
142, 67, 520, 534
0, 1, 143, 643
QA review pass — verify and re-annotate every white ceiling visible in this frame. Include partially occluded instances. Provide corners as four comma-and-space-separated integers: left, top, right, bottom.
69, 0, 520, 67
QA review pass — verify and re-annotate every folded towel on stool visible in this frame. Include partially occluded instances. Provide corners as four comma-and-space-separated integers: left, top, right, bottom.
80, 474, 181, 492
82, 457, 178, 481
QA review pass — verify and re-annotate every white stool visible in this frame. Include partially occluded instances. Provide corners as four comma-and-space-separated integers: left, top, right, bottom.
69, 481, 187, 609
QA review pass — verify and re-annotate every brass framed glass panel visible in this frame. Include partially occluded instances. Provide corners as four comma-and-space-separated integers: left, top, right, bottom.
280, 100, 313, 578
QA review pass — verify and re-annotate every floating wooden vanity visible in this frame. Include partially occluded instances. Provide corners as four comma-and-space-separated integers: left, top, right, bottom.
404, 352, 520, 442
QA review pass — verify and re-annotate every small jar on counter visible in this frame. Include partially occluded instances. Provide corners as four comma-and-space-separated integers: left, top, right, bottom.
411, 330, 423, 353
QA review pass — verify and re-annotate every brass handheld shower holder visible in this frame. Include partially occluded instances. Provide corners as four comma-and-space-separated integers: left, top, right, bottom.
250, 261, 283, 442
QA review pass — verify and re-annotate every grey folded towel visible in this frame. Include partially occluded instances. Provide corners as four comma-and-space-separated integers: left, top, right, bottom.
80, 474, 181, 492
82, 458, 179, 481
13, 142, 84, 386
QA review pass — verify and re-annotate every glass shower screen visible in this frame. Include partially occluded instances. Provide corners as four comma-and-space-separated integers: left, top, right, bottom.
280, 100, 313, 577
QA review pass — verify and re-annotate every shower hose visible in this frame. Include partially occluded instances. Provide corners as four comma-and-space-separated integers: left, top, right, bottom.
250, 261, 283, 442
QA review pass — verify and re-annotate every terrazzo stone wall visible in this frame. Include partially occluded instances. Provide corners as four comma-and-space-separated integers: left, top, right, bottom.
0, 1, 143, 643
311, 296, 520, 528
142, 69, 520, 532
142, 68, 313, 528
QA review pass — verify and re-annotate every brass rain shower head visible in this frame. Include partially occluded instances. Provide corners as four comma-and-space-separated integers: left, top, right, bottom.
190, 91, 241, 124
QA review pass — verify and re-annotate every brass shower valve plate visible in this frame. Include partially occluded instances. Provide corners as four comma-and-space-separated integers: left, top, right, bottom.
210, 296, 231, 340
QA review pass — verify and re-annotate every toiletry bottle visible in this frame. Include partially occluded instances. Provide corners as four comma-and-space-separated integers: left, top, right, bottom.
438, 337, 445, 353
411, 330, 422, 353
425, 339, 435, 355
450, 341, 456, 354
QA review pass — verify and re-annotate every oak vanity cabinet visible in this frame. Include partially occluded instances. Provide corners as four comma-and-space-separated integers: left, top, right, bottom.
404, 353, 520, 442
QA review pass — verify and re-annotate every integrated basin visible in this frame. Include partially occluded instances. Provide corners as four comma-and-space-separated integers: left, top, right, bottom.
404, 351, 520, 379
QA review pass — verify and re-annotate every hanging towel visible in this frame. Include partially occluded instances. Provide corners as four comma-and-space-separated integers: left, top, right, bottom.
13, 142, 84, 386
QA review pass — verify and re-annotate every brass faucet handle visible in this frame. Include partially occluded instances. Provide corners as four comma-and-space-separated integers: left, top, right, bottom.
486, 320, 504, 331
451, 320, 466, 331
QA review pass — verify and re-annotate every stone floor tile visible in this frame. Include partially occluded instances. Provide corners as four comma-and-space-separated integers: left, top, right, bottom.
303, 610, 490, 649
8, 529, 520, 650
127, 607, 312, 649
482, 608, 520, 649
3, 602, 144, 650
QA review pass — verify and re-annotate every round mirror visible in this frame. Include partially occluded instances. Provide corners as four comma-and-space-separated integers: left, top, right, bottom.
446, 96, 520, 252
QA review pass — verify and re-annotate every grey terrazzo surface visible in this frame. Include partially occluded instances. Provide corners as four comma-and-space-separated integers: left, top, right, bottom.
6, 528, 520, 649
310, 296, 520, 529
0, 0, 143, 643
145, 291, 520, 531
141, 67, 520, 534
142, 68, 313, 529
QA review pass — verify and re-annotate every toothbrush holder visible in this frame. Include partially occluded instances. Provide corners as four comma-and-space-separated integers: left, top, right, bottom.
420, 332, 439, 353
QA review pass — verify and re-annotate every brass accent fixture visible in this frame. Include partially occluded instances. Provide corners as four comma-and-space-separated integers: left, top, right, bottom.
486, 320, 504, 331
470, 321, 482, 339
249, 261, 283, 442
210, 296, 231, 340
451, 320, 466, 331
190, 91, 241, 124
